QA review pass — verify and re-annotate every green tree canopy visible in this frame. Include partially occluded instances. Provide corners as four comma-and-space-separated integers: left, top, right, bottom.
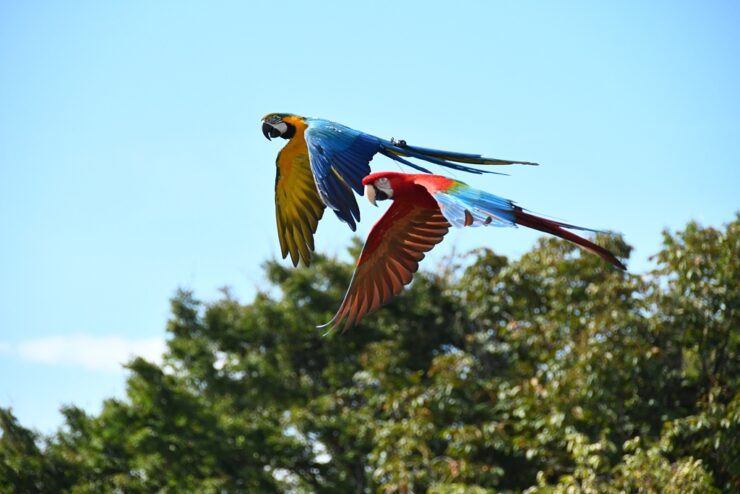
2, 216, 737, 493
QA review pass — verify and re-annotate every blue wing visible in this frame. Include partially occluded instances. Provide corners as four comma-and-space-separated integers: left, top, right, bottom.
422, 180, 625, 269
303, 118, 539, 230
304, 119, 380, 230
430, 181, 518, 228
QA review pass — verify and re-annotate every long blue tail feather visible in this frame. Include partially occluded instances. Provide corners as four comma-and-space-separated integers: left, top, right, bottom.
378, 140, 510, 176
378, 149, 433, 173
397, 143, 539, 166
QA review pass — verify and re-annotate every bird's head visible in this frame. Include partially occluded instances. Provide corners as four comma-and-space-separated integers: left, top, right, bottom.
261, 113, 300, 140
362, 172, 405, 206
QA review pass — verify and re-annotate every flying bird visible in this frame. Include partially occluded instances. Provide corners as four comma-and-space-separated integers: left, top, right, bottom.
321, 171, 626, 331
261, 113, 538, 266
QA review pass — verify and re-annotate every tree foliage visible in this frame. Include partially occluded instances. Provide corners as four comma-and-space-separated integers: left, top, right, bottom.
1, 216, 737, 493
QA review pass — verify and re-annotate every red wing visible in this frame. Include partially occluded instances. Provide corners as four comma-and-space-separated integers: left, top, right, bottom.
321, 199, 450, 332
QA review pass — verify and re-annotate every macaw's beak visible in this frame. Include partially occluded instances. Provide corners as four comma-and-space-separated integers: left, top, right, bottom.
365, 184, 377, 207
262, 122, 281, 140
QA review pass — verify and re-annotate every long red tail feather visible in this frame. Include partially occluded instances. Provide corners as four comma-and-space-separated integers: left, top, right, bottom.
513, 208, 626, 270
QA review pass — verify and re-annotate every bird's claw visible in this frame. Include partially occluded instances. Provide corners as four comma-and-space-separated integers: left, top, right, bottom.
391, 137, 408, 148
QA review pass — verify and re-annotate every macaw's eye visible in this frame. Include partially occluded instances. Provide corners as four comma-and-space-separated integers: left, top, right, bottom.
376, 177, 390, 187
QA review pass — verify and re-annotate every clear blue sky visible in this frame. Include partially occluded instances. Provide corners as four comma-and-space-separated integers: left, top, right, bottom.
1, 1, 738, 433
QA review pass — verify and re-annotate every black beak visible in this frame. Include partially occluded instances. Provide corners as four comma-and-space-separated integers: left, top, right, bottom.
262, 122, 281, 140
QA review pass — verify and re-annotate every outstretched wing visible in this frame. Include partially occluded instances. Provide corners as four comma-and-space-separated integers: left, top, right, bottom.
415, 177, 518, 228
304, 119, 380, 230
274, 144, 326, 267
413, 177, 626, 270
320, 197, 450, 332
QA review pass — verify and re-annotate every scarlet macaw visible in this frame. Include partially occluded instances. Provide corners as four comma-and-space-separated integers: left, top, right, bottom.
321, 171, 626, 331
261, 113, 538, 266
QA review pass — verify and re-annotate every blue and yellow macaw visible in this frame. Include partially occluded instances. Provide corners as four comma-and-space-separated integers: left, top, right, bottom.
261, 113, 538, 266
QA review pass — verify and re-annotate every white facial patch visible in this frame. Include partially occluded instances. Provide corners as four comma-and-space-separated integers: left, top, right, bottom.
374, 178, 393, 198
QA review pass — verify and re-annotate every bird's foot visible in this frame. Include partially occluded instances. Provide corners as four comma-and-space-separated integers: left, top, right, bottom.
391, 137, 408, 148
